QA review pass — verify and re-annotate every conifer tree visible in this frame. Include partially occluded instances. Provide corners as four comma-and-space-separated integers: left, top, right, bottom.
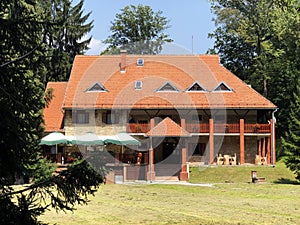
0, 1, 104, 224
42, 0, 93, 82
282, 81, 300, 180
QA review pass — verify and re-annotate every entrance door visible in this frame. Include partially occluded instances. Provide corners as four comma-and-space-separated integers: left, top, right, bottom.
155, 143, 181, 177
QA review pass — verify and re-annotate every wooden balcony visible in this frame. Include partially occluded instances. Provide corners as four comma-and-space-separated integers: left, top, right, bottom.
126, 123, 151, 133
126, 123, 271, 134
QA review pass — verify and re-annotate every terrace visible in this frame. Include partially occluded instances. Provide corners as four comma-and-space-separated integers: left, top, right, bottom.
126, 123, 271, 134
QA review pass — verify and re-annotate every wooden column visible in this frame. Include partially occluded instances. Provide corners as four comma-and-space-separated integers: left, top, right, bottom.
146, 147, 155, 181
181, 118, 186, 128
267, 137, 271, 164
180, 145, 188, 181
239, 118, 245, 164
257, 139, 261, 156
150, 118, 155, 129
209, 118, 214, 164
270, 119, 276, 165
262, 137, 266, 157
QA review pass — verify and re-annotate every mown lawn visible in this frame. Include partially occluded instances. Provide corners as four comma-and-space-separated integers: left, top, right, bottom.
40, 161, 300, 225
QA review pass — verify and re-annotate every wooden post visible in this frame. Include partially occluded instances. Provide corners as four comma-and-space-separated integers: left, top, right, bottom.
267, 137, 271, 164
258, 139, 261, 156
209, 118, 214, 164
262, 137, 266, 158
150, 118, 155, 129
146, 147, 155, 181
180, 147, 188, 181
181, 118, 186, 129
270, 119, 276, 165
240, 119, 245, 164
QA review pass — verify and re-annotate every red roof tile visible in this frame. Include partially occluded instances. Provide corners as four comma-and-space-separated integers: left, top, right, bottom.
43, 82, 67, 132
146, 117, 190, 137
62, 54, 276, 109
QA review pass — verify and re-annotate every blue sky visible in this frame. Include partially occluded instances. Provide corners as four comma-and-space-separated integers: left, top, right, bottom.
79, 0, 215, 55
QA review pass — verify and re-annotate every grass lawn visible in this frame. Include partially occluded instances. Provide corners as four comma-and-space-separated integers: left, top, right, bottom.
40, 161, 300, 225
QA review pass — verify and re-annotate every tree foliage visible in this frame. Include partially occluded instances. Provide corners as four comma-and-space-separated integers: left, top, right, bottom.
208, 0, 300, 137
282, 81, 300, 180
42, 0, 93, 82
0, 1, 104, 224
103, 4, 173, 54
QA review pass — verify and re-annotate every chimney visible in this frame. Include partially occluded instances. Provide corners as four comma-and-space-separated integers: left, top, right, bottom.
120, 50, 126, 72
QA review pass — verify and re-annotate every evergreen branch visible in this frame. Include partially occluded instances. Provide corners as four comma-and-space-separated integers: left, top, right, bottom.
0, 45, 39, 68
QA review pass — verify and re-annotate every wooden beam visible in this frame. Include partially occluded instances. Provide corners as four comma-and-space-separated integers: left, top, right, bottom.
240, 119, 245, 164
209, 118, 214, 164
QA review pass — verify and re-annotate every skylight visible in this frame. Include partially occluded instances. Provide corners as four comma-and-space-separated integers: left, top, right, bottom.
135, 80, 143, 90
86, 82, 108, 92
212, 82, 233, 92
137, 58, 144, 66
186, 81, 207, 92
156, 81, 180, 92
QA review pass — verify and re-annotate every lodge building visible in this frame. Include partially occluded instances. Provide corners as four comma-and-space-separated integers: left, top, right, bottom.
43, 51, 277, 182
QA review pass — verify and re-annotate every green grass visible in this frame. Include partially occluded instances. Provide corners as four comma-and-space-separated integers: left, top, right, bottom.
39, 161, 299, 225
189, 160, 298, 184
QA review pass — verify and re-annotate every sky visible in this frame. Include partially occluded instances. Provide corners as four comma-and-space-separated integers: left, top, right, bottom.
78, 0, 216, 55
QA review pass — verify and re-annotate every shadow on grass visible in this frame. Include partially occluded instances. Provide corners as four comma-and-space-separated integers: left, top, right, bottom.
273, 178, 300, 185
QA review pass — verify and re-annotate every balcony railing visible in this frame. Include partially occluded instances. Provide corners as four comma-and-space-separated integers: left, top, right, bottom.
126, 123, 151, 133
126, 123, 271, 134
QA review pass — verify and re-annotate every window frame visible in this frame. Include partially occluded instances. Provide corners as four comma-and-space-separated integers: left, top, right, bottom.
72, 111, 89, 124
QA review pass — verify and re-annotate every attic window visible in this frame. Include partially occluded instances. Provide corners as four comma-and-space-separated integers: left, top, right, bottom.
135, 80, 143, 90
157, 81, 180, 92
186, 81, 207, 92
86, 82, 108, 92
213, 82, 233, 92
137, 58, 144, 66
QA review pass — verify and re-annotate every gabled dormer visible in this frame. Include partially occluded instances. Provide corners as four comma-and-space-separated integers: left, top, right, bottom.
85, 82, 108, 92
186, 81, 207, 92
156, 81, 180, 92
212, 82, 233, 92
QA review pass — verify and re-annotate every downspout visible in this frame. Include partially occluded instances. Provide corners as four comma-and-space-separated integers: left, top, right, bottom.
149, 136, 153, 183
271, 108, 278, 167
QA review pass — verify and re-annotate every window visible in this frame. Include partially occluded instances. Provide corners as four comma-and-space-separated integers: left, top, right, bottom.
157, 81, 180, 92
192, 114, 202, 121
137, 58, 144, 66
212, 82, 233, 92
190, 143, 206, 156
135, 81, 142, 90
86, 82, 108, 92
186, 81, 207, 92
72, 111, 89, 124
102, 111, 119, 124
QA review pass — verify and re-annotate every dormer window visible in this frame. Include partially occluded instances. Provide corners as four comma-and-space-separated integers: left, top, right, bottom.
135, 80, 143, 90
212, 82, 233, 92
86, 82, 108, 92
186, 81, 207, 92
156, 81, 180, 92
137, 58, 144, 66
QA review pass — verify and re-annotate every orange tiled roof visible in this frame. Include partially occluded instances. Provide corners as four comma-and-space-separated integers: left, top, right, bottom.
146, 117, 190, 137
43, 82, 67, 132
62, 54, 276, 109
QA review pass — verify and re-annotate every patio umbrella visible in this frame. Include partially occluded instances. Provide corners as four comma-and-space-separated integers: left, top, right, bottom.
70, 132, 104, 145
39, 132, 69, 155
104, 132, 140, 146
39, 132, 69, 146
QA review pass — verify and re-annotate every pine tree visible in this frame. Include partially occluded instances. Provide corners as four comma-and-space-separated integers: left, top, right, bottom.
0, 1, 104, 224
282, 81, 300, 180
42, 0, 93, 82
